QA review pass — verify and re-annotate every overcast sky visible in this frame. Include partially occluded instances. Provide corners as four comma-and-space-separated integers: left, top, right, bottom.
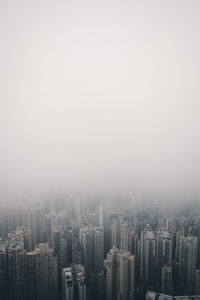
0, 0, 200, 200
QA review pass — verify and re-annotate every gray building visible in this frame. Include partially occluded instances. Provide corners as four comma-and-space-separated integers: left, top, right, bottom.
79, 225, 104, 283
141, 225, 156, 285
146, 290, 200, 300
35, 243, 58, 300
178, 235, 197, 295
62, 265, 86, 300
161, 264, 172, 295
195, 270, 200, 295
105, 248, 135, 300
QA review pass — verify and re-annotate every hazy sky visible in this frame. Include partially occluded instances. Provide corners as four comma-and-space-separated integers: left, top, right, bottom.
0, 0, 200, 199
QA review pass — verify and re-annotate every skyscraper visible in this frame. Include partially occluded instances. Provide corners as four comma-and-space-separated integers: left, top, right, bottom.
105, 248, 135, 300
161, 264, 172, 295
195, 270, 200, 295
35, 243, 58, 300
26, 251, 36, 300
79, 225, 104, 283
72, 264, 86, 300
178, 235, 197, 295
141, 225, 156, 285
120, 220, 128, 250
62, 267, 74, 300
110, 214, 128, 250
23, 206, 45, 250
156, 228, 172, 281
0, 241, 7, 299
7, 238, 26, 300
102, 206, 110, 257
106, 247, 118, 300
93, 226, 104, 273
62, 265, 86, 300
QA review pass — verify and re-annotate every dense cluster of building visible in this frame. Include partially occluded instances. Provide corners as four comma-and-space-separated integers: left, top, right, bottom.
0, 196, 200, 300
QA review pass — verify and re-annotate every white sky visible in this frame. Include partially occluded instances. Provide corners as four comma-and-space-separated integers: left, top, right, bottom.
0, 0, 200, 199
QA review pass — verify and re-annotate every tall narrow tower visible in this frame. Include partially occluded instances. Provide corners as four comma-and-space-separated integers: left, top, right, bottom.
79, 225, 104, 283
105, 248, 134, 300
141, 226, 156, 285
178, 235, 197, 295
35, 243, 58, 300
62, 267, 74, 300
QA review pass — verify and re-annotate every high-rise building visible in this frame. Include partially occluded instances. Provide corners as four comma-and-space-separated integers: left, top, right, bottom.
105, 248, 134, 300
80, 225, 94, 281
7, 238, 26, 300
110, 215, 119, 249
167, 216, 179, 258
65, 228, 73, 264
90, 271, 106, 300
94, 226, 104, 273
26, 251, 36, 300
60, 231, 69, 269
0, 241, 7, 299
128, 230, 140, 283
44, 214, 51, 244
106, 247, 118, 300
103, 206, 110, 257
156, 228, 172, 281
72, 264, 86, 300
7, 226, 31, 252
117, 249, 134, 300
51, 224, 73, 272
62, 267, 74, 300
120, 220, 128, 250
62, 265, 86, 300
23, 206, 45, 250
51, 225, 62, 270
146, 290, 200, 300
35, 243, 58, 300
161, 264, 172, 295
178, 235, 197, 295
72, 241, 82, 265
110, 214, 128, 251
195, 270, 200, 295
79, 225, 104, 283
141, 225, 156, 285
98, 204, 103, 226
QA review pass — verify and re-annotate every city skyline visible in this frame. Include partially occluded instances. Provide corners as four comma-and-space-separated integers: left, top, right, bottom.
1, 196, 200, 299
1, 0, 200, 299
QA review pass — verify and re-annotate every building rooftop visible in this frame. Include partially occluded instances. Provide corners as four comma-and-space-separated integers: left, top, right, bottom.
146, 291, 200, 300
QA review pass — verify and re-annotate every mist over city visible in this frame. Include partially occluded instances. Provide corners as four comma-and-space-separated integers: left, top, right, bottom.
0, 0, 200, 300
